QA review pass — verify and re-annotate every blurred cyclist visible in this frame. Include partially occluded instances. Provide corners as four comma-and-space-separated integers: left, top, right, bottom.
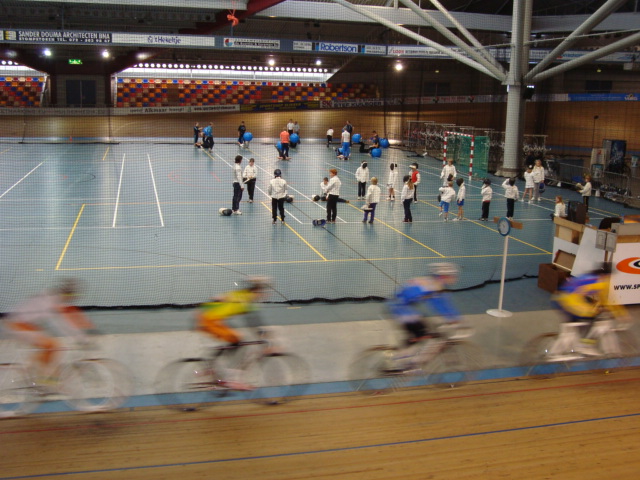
387, 263, 462, 347
552, 265, 630, 338
195, 276, 271, 389
2, 279, 94, 378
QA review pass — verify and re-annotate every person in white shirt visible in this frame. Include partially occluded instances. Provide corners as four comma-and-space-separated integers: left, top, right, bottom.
363, 177, 382, 224
287, 119, 295, 135
479, 179, 493, 221
532, 159, 545, 202
291, 121, 301, 148
325, 168, 342, 223
401, 175, 414, 223
337, 129, 351, 160
502, 177, 519, 220
319, 177, 349, 204
326, 128, 334, 147
232, 155, 244, 214
242, 158, 257, 203
522, 165, 535, 203
577, 174, 593, 212
355, 161, 370, 199
387, 163, 398, 201
440, 159, 457, 187
453, 177, 466, 221
439, 181, 456, 221
551, 195, 566, 220
267, 168, 288, 225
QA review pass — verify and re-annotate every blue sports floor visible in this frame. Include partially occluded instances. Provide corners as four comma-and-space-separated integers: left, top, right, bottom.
1, 138, 637, 317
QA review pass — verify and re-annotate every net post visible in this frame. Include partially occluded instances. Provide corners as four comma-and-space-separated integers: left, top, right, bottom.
469, 134, 475, 182
442, 131, 448, 166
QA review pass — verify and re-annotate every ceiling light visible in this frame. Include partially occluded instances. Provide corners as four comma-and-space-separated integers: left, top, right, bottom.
315, 59, 322, 66
43, 48, 52, 57
102, 49, 110, 59
268, 58, 275, 66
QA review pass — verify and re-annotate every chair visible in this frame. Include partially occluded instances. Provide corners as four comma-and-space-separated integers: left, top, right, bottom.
598, 217, 621, 230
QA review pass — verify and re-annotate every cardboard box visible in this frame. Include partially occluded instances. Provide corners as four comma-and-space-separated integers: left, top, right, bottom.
538, 263, 570, 293
553, 250, 576, 272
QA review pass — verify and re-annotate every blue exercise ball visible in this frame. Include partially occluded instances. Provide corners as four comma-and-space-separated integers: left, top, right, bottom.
370, 148, 382, 158
380, 138, 390, 148
352, 133, 362, 144
276, 142, 282, 150
243, 132, 253, 142
290, 133, 300, 144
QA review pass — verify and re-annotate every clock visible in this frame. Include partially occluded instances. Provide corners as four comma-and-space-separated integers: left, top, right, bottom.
497, 217, 511, 236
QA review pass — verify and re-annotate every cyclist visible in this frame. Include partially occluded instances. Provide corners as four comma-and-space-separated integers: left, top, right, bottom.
552, 266, 631, 339
2, 279, 94, 379
387, 263, 462, 348
195, 276, 271, 389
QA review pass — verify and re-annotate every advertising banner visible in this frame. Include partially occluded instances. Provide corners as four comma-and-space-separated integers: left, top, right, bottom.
611, 245, 640, 305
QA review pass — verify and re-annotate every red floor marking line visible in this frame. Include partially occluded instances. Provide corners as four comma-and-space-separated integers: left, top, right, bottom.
2, 374, 640, 436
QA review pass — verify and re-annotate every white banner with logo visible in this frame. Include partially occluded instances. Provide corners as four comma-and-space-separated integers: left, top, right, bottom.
611, 243, 640, 305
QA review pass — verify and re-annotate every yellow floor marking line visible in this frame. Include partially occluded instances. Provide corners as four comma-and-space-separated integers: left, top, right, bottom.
55, 203, 85, 270
260, 202, 327, 261
346, 202, 444, 257
56, 252, 550, 271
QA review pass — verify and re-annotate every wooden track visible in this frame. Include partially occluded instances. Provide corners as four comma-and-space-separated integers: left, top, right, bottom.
2, 369, 640, 480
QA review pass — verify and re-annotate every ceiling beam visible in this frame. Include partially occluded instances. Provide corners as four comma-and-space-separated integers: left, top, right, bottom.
258, 1, 640, 33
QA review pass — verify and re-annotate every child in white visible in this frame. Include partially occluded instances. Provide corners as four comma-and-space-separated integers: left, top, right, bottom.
387, 163, 398, 201
453, 177, 466, 221
502, 178, 519, 220
438, 181, 456, 221
480, 179, 492, 221
551, 195, 566, 220
532, 159, 545, 202
326, 128, 334, 147
319, 177, 348, 204
523, 165, 534, 203
363, 177, 382, 224
355, 161, 370, 199
440, 159, 457, 186
577, 174, 593, 212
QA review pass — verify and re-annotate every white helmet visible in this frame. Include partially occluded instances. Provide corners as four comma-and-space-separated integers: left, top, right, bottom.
428, 263, 460, 278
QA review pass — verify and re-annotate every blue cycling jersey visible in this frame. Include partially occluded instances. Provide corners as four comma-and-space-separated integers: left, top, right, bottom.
388, 277, 459, 323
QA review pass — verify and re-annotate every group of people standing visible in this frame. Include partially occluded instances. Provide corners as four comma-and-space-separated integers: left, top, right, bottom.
224, 126, 558, 227
231, 155, 258, 215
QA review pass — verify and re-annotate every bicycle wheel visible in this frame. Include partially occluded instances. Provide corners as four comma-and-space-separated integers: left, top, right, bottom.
244, 353, 310, 405
421, 341, 483, 389
154, 358, 226, 411
60, 359, 133, 412
0, 364, 39, 418
348, 346, 404, 395
597, 330, 639, 371
520, 333, 573, 377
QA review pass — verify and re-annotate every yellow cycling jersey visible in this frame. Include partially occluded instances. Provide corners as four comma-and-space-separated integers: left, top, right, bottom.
199, 289, 258, 320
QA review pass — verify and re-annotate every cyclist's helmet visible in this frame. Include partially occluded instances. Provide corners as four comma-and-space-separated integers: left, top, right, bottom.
428, 263, 460, 278
56, 278, 81, 297
243, 276, 272, 292
274, 169, 282, 177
